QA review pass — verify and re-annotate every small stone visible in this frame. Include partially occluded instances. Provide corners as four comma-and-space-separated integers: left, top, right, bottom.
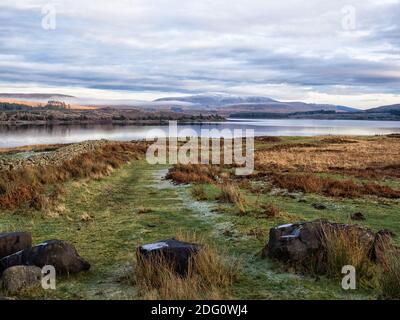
312, 203, 327, 210
1, 266, 41, 295
351, 212, 366, 221
80, 213, 93, 222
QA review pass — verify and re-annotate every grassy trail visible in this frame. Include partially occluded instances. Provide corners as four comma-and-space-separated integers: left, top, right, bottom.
0, 160, 374, 299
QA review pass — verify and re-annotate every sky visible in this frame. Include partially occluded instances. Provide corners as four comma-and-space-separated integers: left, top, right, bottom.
0, 0, 399, 109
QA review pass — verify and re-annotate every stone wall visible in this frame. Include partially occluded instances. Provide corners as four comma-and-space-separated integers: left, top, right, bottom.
0, 140, 111, 171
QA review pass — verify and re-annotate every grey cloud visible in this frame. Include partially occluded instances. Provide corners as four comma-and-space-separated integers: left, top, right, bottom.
0, 1, 399, 107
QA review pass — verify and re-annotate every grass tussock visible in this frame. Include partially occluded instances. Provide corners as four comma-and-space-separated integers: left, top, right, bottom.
255, 137, 400, 178
378, 243, 400, 299
131, 233, 239, 300
255, 202, 281, 219
270, 173, 400, 199
218, 183, 246, 214
166, 164, 220, 184
320, 225, 377, 287
191, 185, 208, 201
0, 142, 145, 211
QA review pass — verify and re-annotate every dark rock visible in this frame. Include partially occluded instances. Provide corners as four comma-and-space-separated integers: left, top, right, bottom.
312, 203, 327, 210
351, 212, 366, 221
0, 240, 90, 275
370, 229, 396, 264
264, 220, 376, 265
1, 266, 41, 295
264, 221, 323, 262
377, 229, 396, 238
0, 232, 32, 259
137, 238, 202, 276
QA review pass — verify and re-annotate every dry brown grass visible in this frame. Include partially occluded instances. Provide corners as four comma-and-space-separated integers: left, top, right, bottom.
0, 98, 96, 110
320, 225, 376, 285
191, 185, 208, 201
130, 233, 239, 300
218, 183, 246, 214
375, 240, 400, 300
0, 142, 146, 211
269, 173, 400, 199
378, 242, 400, 299
255, 202, 281, 219
256, 137, 400, 178
166, 164, 221, 184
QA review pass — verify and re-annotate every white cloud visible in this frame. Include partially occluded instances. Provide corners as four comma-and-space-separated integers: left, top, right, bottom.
0, 0, 399, 108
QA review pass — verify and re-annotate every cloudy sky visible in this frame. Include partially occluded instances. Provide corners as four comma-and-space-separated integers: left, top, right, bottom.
0, 0, 399, 108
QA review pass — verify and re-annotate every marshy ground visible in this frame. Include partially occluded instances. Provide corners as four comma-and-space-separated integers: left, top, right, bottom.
0, 135, 399, 299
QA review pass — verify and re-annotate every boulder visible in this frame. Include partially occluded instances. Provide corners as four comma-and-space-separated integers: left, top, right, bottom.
137, 238, 202, 276
351, 212, 366, 221
1, 266, 41, 295
264, 220, 376, 264
0, 240, 90, 276
0, 232, 32, 259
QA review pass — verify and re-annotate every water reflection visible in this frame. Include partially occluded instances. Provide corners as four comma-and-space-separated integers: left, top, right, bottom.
1, 119, 400, 148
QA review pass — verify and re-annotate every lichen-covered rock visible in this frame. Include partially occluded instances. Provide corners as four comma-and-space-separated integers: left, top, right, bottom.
0, 232, 32, 259
0, 240, 90, 275
1, 266, 41, 295
264, 219, 376, 264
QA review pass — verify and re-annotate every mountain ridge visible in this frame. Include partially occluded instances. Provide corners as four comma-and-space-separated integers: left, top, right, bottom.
155, 94, 360, 113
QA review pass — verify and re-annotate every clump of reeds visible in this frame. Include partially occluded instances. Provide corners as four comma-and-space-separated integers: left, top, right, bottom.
320, 225, 376, 284
255, 202, 281, 219
218, 183, 246, 215
378, 242, 400, 299
130, 232, 239, 300
191, 185, 208, 201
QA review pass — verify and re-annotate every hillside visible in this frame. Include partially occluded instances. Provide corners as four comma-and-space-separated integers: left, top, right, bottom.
154, 94, 360, 113
0, 93, 75, 100
367, 104, 400, 113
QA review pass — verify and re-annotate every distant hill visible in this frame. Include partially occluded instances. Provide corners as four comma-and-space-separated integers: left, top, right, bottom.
0, 93, 75, 100
367, 104, 400, 113
155, 94, 277, 107
154, 94, 360, 113
0, 92, 363, 114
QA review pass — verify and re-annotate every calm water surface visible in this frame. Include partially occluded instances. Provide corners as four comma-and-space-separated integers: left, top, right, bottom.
1, 119, 400, 148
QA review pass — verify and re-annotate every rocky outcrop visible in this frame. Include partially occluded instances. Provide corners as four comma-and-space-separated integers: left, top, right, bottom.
137, 238, 202, 276
264, 220, 381, 265
0, 240, 90, 275
0, 232, 32, 259
1, 266, 41, 295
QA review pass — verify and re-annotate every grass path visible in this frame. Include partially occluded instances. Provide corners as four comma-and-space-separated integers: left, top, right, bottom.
0, 160, 374, 299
